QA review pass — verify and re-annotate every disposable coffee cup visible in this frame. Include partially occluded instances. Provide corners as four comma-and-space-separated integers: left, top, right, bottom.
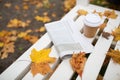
83, 13, 102, 38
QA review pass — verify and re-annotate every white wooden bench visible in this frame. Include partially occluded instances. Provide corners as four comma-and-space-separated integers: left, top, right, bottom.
0, 0, 120, 80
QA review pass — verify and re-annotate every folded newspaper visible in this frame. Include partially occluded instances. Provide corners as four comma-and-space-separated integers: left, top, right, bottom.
45, 19, 93, 59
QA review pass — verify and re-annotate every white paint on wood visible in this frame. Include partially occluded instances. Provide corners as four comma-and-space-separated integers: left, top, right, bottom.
82, 35, 113, 80
103, 41, 120, 80
49, 58, 73, 80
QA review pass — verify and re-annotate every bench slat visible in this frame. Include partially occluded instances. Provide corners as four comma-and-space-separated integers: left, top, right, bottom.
103, 41, 120, 80
49, 58, 73, 80
82, 35, 113, 80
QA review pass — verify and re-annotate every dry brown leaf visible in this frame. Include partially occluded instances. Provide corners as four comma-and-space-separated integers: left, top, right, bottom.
35, 15, 51, 23
107, 49, 120, 64
0, 15, 2, 19
35, 26, 46, 32
51, 13, 56, 18
31, 62, 52, 76
7, 18, 29, 28
77, 9, 88, 16
104, 10, 118, 19
63, 0, 76, 12
0, 42, 15, 59
36, 2, 43, 9
102, 32, 111, 39
112, 26, 120, 41
4, 2, 11, 8
43, 0, 51, 8
23, 4, 29, 10
23, 35, 38, 44
14, 5, 20, 10
30, 48, 56, 76
70, 52, 87, 77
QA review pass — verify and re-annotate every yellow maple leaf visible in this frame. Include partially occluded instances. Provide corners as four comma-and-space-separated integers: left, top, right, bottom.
35, 26, 46, 32
18, 32, 28, 38
35, 15, 51, 23
30, 48, 56, 63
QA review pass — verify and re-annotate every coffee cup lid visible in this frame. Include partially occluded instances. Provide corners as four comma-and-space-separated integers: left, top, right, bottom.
84, 13, 103, 27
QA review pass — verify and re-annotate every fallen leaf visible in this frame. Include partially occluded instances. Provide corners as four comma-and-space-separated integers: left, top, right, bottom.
14, 5, 20, 10
23, 35, 38, 44
7, 18, 29, 28
102, 32, 111, 39
70, 52, 87, 77
63, 0, 75, 12
18, 32, 28, 38
30, 48, 56, 63
30, 48, 56, 76
0, 42, 4, 47
0, 42, 15, 59
107, 49, 120, 64
77, 9, 88, 16
112, 26, 120, 41
35, 26, 46, 32
51, 13, 56, 18
23, 4, 29, 10
31, 62, 52, 76
4, 2, 11, 8
43, 0, 51, 8
35, 2, 43, 9
0, 15, 2, 19
35, 15, 51, 23
104, 10, 118, 19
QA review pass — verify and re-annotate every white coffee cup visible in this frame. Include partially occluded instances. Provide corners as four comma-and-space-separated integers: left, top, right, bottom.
83, 13, 103, 38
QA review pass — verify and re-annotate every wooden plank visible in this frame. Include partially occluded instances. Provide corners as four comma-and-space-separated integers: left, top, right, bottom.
82, 35, 113, 80
49, 58, 73, 80
76, 75, 82, 80
22, 46, 59, 80
0, 33, 52, 80
103, 41, 120, 80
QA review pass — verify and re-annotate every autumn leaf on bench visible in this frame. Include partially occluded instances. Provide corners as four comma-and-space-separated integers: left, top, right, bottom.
112, 26, 120, 41
107, 49, 120, 64
30, 48, 56, 76
30, 48, 56, 63
70, 52, 87, 77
